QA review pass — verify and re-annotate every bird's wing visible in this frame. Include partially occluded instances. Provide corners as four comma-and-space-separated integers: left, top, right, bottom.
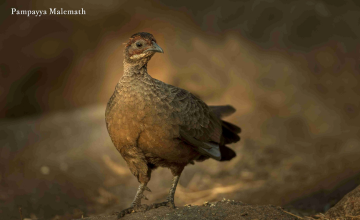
154, 79, 223, 160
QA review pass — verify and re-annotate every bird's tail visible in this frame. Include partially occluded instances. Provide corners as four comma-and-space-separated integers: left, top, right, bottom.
209, 105, 241, 161
209, 105, 236, 118
219, 145, 236, 161
221, 120, 241, 144
209, 105, 241, 145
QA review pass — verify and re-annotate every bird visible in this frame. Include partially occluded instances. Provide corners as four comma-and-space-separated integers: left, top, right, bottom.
105, 32, 241, 218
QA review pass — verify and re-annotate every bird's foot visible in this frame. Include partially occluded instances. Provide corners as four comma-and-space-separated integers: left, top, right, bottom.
150, 199, 175, 209
117, 204, 149, 218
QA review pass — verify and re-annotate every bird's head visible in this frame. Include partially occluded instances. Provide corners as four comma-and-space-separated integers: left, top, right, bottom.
124, 32, 163, 66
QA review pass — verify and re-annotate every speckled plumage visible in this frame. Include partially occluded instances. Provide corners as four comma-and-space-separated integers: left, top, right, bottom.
105, 32, 240, 217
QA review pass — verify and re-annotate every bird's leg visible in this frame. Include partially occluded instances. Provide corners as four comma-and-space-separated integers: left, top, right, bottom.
150, 166, 184, 209
150, 175, 180, 209
117, 146, 152, 218
132, 183, 148, 206
166, 174, 180, 208
118, 182, 150, 218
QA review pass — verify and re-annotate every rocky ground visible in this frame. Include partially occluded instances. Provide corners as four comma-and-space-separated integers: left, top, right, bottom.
324, 185, 360, 220
75, 186, 360, 220
77, 200, 302, 220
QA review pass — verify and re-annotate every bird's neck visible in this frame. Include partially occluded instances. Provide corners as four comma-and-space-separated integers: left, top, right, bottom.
122, 60, 150, 77
119, 61, 154, 88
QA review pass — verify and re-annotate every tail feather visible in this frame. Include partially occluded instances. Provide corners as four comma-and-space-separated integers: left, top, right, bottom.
209, 105, 236, 118
209, 104, 241, 161
219, 145, 236, 161
222, 128, 240, 144
221, 120, 241, 144
222, 121, 241, 134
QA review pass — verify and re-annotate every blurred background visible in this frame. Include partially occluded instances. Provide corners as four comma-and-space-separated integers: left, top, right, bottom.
1, 0, 360, 219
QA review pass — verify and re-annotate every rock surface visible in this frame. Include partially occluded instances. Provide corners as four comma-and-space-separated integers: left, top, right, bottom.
325, 185, 360, 219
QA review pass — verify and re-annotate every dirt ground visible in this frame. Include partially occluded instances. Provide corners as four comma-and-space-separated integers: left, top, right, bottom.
73, 186, 360, 220
77, 200, 300, 220
74, 188, 360, 220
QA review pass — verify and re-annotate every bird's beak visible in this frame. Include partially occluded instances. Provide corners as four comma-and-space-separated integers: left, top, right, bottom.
145, 41, 164, 53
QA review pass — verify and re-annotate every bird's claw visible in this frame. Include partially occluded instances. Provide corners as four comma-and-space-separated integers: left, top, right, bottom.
141, 194, 148, 200
145, 186, 152, 192
117, 204, 149, 218
150, 200, 175, 209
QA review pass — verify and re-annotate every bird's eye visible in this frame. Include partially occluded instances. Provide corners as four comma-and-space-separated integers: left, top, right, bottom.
136, 42, 142, 47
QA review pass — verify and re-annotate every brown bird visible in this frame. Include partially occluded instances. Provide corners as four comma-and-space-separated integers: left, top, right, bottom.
105, 32, 241, 218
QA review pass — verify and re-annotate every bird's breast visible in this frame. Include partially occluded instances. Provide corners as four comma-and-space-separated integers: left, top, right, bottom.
106, 80, 178, 151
